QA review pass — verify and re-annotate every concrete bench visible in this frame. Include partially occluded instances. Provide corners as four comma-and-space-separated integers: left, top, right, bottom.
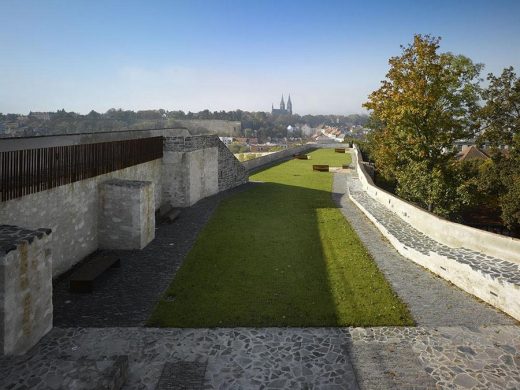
293, 154, 311, 160
313, 165, 329, 172
69, 254, 121, 293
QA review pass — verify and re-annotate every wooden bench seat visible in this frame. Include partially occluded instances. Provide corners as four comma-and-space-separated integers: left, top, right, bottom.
312, 165, 329, 172
334, 148, 347, 153
69, 254, 121, 293
293, 154, 310, 160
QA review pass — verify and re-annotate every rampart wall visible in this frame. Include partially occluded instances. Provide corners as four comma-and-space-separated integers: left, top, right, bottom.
352, 146, 520, 264
0, 159, 162, 277
241, 145, 316, 172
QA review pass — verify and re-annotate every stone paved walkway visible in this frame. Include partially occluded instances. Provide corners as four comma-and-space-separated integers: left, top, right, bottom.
1, 326, 519, 389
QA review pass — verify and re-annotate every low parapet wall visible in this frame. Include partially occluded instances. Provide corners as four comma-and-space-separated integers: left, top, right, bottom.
352, 145, 520, 265
241, 145, 316, 172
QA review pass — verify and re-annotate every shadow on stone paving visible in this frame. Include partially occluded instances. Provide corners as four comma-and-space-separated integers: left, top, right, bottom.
52, 183, 258, 327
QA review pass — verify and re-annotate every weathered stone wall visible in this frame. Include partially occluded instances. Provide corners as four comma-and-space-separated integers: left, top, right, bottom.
352, 145, 520, 264
163, 135, 247, 201
0, 159, 162, 277
99, 180, 155, 250
241, 145, 316, 172
0, 225, 52, 355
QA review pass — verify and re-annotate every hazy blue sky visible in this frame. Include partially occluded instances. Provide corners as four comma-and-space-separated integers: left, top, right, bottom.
1, 0, 519, 115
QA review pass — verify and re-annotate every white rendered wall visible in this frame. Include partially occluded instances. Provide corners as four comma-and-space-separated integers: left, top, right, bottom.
352, 146, 520, 265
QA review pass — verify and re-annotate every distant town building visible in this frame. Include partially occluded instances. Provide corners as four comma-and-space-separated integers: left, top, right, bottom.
219, 136, 233, 145
29, 112, 51, 121
234, 137, 258, 145
271, 94, 293, 116
456, 145, 490, 161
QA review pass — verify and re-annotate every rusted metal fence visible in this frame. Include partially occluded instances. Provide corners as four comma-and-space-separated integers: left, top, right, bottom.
0, 136, 163, 202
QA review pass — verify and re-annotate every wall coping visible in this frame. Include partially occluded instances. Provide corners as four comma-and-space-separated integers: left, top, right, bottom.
0, 127, 191, 152
352, 144, 520, 264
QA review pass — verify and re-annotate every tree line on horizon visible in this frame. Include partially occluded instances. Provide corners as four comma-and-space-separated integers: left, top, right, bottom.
364, 34, 520, 234
0, 109, 368, 142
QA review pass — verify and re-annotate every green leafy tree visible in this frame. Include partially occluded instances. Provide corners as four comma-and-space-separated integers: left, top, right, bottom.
477, 67, 520, 231
363, 34, 482, 216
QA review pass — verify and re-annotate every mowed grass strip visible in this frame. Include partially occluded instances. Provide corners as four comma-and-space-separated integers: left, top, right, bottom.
148, 149, 413, 327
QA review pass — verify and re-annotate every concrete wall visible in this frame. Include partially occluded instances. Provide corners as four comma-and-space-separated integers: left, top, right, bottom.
0, 225, 53, 355
172, 120, 241, 137
352, 145, 520, 264
241, 144, 316, 172
0, 159, 162, 277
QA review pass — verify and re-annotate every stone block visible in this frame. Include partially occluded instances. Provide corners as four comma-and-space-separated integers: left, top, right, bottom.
0, 225, 53, 355
98, 179, 155, 250
162, 146, 219, 207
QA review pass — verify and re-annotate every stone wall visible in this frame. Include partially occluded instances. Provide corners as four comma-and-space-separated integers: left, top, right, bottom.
241, 145, 316, 172
0, 159, 162, 277
0, 225, 53, 355
163, 135, 248, 199
352, 145, 520, 264
0, 134, 246, 278
99, 180, 155, 250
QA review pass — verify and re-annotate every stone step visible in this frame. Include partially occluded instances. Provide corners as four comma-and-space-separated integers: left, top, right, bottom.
1, 355, 128, 390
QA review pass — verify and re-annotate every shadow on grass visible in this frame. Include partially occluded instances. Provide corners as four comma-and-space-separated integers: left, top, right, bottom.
148, 180, 413, 328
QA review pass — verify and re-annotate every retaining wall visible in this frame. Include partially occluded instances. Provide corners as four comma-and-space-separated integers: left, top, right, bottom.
0, 160, 162, 277
352, 146, 520, 265
241, 145, 316, 172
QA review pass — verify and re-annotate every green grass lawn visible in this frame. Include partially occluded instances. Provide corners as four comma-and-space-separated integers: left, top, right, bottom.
148, 149, 413, 327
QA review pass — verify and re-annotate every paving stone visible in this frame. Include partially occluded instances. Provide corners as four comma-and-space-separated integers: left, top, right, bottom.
156, 361, 207, 390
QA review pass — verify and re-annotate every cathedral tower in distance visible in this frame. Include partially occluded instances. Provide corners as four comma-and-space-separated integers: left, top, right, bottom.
272, 94, 293, 116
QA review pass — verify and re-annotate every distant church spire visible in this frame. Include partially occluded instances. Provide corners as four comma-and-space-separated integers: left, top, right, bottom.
272, 93, 293, 116
280, 94, 285, 110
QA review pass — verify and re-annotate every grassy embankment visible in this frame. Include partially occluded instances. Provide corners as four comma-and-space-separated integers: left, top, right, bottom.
149, 149, 413, 327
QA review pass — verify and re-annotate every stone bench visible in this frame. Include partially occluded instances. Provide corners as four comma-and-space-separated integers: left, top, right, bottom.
69, 254, 121, 293
313, 165, 329, 172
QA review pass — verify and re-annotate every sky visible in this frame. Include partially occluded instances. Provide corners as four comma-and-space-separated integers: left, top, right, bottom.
1, 0, 520, 115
